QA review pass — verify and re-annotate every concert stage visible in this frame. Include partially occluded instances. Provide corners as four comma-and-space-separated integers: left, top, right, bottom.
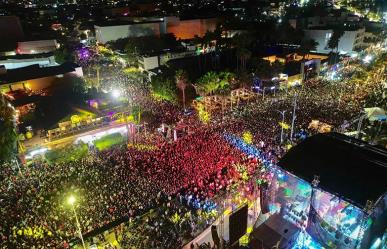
252, 133, 387, 249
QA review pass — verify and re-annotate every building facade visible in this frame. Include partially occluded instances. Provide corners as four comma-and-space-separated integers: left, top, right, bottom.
304, 27, 365, 54
94, 17, 218, 44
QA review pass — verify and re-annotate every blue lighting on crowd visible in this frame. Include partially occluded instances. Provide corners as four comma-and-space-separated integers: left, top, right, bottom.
224, 134, 269, 163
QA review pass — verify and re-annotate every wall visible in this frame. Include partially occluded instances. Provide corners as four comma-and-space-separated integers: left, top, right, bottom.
167, 18, 218, 40
304, 29, 332, 54
159, 51, 196, 65
95, 23, 161, 44
0, 71, 83, 93
0, 56, 56, 69
17, 40, 58, 55
94, 17, 218, 43
139, 56, 159, 71
304, 28, 364, 54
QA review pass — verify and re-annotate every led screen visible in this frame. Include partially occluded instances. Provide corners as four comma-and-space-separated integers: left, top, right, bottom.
262, 167, 312, 228
307, 189, 366, 248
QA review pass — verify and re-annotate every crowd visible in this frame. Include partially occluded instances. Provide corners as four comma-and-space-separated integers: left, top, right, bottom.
1, 48, 384, 249
0, 130, 257, 248
0, 83, 376, 249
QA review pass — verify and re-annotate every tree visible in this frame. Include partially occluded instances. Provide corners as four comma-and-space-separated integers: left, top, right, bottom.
218, 84, 231, 115
194, 71, 235, 96
150, 77, 177, 103
0, 94, 17, 164
328, 27, 345, 64
276, 23, 304, 45
253, 59, 273, 79
52, 75, 88, 104
232, 33, 254, 71
271, 60, 285, 76
54, 48, 68, 64
175, 70, 189, 110
298, 39, 318, 60
124, 34, 179, 56
195, 71, 219, 96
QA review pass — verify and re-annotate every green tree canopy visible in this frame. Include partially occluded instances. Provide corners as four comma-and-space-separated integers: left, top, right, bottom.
298, 38, 319, 60
195, 71, 236, 96
0, 94, 17, 163
52, 75, 88, 104
150, 77, 177, 103
252, 59, 284, 79
328, 27, 345, 52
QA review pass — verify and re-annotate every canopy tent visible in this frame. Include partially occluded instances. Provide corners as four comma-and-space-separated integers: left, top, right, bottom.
364, 107, 387, 122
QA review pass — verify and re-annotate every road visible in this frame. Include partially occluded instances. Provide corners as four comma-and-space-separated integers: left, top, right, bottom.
24, 122, 128, 152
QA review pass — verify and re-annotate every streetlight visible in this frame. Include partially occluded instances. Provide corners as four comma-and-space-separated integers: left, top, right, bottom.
111, 89, 130, 141
67, 195, 86, 249
111, 89, 121, 98
277, 110, 286, 144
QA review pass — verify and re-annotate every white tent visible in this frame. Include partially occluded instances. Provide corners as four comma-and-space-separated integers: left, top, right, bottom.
364, 107, 387, 122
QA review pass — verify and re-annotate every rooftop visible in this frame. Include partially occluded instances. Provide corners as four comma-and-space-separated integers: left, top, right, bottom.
0, 62, 79, 84
0, 52, 54, 61
95, 19, 163, 27
278, 132, 387, 208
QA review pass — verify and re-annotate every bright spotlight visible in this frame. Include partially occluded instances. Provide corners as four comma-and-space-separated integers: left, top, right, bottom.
112, 89, 121, 98
363, 55, 373, 64
68, 195, 76, 205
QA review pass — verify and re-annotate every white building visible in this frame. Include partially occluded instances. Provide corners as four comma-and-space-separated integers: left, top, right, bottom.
94, 21, 162, 44
138, 55, 159, 71
304, 27, 365, 54
0, 55, 57, 70
94, 17, 218, 44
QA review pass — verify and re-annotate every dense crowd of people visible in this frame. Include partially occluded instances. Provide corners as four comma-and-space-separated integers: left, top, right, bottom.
1, 48, 385, 249
0, 82, 373, 248
0, 129, 258, 248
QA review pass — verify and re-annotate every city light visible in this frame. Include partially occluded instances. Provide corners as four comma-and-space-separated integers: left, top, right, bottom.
68, 195, 76, 205
363, 55, 373, 64
112, 89, 121, 98
1, 1, 386, 249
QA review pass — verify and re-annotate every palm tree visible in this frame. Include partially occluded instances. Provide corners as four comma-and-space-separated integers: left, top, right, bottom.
328, 27, 345, 64
194, 71, 234, 97
194, 71, 217, 96
298, 39, 319, 61
232, 33, 253, 71
236, 48, 252, 72
175, 70, 189, 110
93, 64, 101, 90
218, 86, 231, 116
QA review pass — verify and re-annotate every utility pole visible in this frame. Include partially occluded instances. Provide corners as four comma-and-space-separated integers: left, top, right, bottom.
277, 110, 286, 144
290, 92, 297, 140
122, 111, 130, 142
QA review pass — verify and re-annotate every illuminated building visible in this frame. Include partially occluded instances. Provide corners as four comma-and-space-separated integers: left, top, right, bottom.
0, 62, 83, 93
94, 16, 218, 44
303, 27, 365, 54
